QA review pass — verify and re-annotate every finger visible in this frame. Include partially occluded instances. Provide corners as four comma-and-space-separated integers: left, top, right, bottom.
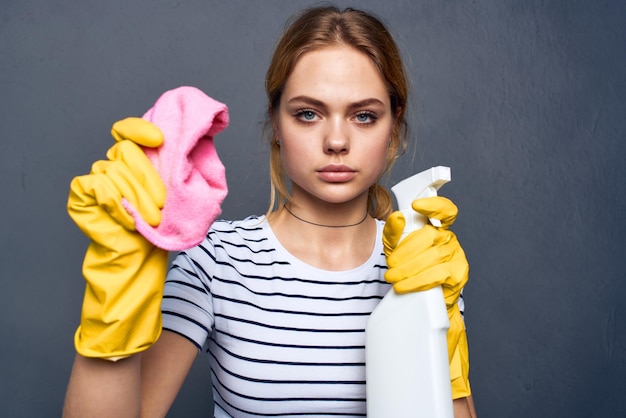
390, 262, 453, 293
106, 140, 166, 208
91, 159, 163, 227
111, 117, 164, 148
385, 225, 440, 268
385, 241, 451, 286
442, 252, 469, 291
68, 172, 136, 232
392, 245, 467, 298
382, 210, 406, 257
412, 196, 458, 228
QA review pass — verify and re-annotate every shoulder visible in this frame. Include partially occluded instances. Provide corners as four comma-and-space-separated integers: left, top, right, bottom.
209, 215, 266, 233
195, 215, 277, 262
170, 216, 271, 280
207, 215, 268, 244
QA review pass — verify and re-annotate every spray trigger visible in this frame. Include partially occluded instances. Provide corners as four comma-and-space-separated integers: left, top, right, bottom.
391, 167, 451, 236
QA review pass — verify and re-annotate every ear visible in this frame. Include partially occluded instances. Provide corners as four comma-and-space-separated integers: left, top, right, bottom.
394, 106, 403, 121
269, 105, 280, 138
392, 106, 403, 138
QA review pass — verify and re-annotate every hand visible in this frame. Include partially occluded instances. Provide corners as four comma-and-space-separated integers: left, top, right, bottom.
383, 196, 468, 301
383, 195, 471, 397
68, 118, 169, 360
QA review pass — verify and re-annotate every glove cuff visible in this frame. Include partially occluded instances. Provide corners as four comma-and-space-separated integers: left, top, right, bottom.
74, 319, 163, 361
75, 242, 168, 360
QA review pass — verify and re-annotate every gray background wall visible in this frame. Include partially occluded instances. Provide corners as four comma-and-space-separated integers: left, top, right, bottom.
1, 0, 624, 417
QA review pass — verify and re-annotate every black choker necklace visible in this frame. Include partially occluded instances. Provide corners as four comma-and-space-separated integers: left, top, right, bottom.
283, 205, 369, 228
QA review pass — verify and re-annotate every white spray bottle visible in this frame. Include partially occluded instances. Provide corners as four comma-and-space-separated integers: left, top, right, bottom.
366, 166, 453, 418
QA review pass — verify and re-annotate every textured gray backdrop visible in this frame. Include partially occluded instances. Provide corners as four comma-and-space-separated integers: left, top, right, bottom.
1, 1, 625, 417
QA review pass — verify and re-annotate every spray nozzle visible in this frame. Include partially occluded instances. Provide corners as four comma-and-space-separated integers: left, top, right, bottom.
391, 166, 451, 232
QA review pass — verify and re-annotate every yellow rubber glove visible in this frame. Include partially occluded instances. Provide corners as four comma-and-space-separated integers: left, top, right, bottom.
383, 196, 471, 398
68, 117, 168, 360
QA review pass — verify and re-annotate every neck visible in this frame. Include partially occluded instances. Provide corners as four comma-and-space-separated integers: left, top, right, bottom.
283, 204, 369, 228
268, 204, 377, 271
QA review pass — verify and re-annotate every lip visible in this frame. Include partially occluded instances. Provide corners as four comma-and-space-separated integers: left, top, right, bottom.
317, 164, 357, 182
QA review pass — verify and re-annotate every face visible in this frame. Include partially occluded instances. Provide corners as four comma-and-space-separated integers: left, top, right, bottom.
274, 45, 395, 208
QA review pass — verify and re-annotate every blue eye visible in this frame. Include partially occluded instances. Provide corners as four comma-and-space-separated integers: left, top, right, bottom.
295, 109, 317, 123
355, 112, 376, 123
301, 110, 316, 121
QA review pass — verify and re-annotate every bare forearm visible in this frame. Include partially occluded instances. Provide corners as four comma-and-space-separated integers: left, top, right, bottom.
453, 395, 477, 418
63, 354, 142, 418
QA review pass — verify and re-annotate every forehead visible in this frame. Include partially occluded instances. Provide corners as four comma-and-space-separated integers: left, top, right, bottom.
281, 45, 389, 105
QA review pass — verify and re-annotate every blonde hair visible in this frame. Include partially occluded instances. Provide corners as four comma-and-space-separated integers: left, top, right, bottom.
265, 6, 409, 219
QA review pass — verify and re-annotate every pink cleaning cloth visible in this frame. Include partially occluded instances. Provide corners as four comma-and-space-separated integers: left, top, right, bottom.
122, 86, 229, 251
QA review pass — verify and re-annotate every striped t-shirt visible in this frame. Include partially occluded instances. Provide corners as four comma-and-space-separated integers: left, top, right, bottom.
162, 215, 465, 417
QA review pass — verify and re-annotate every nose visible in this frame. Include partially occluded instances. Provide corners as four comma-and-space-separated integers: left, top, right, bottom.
324, 118, 349, 154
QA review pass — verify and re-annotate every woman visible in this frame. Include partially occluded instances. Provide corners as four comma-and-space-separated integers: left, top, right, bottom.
63, 6, 476, 417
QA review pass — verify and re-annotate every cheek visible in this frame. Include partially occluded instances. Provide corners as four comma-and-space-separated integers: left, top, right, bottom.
371, 142, 392, 175
366, 129, 393, 167
279, 140, 309, 180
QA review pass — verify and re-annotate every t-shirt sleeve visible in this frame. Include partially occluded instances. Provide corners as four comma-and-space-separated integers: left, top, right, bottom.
161, 244, 216, 351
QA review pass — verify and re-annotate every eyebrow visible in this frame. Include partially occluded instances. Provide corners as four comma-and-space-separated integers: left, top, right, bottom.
286, 95, 386, 111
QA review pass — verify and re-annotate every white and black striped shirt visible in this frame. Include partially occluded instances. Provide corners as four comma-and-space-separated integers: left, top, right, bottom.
162, 215, 390, 417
